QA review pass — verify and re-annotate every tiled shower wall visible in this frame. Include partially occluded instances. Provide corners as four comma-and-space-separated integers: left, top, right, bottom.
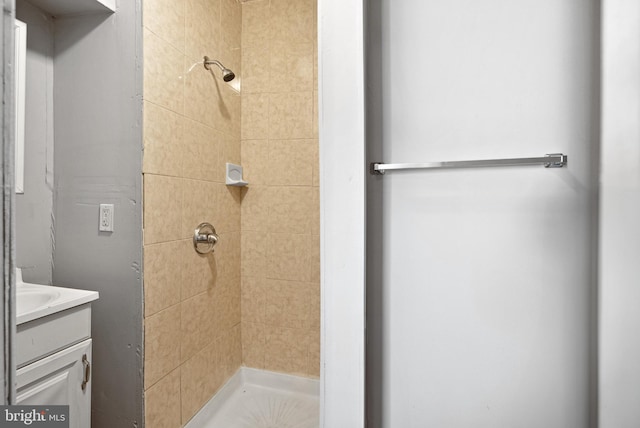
142, 0, 243, 426
240, 0, 320, 377
142, 0, 319, 425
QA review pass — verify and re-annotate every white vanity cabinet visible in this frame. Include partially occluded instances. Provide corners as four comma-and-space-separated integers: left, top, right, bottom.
16, 272, 99, 428
16, 339, 92, 427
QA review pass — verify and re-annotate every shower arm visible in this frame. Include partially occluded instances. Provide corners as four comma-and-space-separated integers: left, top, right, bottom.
203, 56, 224, 71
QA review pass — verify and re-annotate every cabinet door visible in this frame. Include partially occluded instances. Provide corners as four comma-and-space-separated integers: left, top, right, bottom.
17, 339, 92, 428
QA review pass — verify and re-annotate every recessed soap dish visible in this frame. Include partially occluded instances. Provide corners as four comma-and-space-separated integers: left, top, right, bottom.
225, 163, 248, 187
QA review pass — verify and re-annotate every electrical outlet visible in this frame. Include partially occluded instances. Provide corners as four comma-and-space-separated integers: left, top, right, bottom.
99, 204, 114, 232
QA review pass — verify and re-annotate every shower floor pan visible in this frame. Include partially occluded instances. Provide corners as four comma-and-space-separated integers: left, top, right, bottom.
185, 367, 320, 428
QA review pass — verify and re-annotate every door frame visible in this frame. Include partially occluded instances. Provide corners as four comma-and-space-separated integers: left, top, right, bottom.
318, 0, 366, 426
318, 0, 640, 427
1, 0, 16, 405
599, 0, 640, 425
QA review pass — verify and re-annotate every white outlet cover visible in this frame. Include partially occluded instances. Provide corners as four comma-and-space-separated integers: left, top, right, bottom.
99, 204, 114, 232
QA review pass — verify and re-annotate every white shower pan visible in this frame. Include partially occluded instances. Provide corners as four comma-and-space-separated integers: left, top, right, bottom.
185, 367, 319, 428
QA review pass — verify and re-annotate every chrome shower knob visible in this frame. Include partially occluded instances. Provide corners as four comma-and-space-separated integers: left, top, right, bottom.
193, 222, 219, 254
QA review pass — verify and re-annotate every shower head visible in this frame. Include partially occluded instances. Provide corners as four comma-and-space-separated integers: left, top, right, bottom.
221, 68, 236, 82
203, 56, 236, 82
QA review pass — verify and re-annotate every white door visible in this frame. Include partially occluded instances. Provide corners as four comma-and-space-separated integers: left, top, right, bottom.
366, 1, 597, 427
17, 339, 92, 428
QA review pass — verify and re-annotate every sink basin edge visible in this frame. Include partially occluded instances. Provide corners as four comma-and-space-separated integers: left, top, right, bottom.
17, 282, 99, 325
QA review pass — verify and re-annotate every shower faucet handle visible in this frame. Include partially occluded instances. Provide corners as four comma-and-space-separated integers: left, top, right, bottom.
193, 222, 219, 254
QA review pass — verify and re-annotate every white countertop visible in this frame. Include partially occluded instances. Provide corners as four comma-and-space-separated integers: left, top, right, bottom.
16, 269, 99, 325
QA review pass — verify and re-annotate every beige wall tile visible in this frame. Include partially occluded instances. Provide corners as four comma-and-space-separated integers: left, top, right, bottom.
144, 241, 182, 317
215, 231, 241, 282
267, 233, 311, 282
210, 332, 227, 382
204, 341, 223, 396
145, 368, 181, 428
242, 45, 269, 94
242, 93, 269, 139
221, 0, 242, 50
144, 29, 184, 114
242, 276, 266, 323
217, 85, 241, 139
264, 326, 310, 376
309, 234, 320, 283
241, 231, 267, 278
312, 139, 319, 186
144, 174, 183, 244
241, 0, 269, 47
269, 0, 315, 45
309, 282, 320, 331
181, 179, 219, 239
181, 292, 212, 361
231, 324, 243, 370
181, 349, 210, 425
218, 324, 242, 381
269, 92, 313, 139
241, 140, 269, 185
143, 0, 185, 52
308, 330, 320, 378
313, 90, 318, 138
269, 42, 314, 93
181, 239, 217, 300
268, 139, 315, 186
228, 84, 243, 135
143, 102, 184, 177
229, 285, 243, 332
220, 46, 242, 85
313, 42, 318, 89
311, 187, 320, 234
145, 305, 181, 389
264, 279, 314, 329
185, 0, 221, 60
212, 277, 241, 332
184, 62, 222, 129
203, 285, 222, 339
241, 186, 269, 231
217, 186, 241, 234
230, 324, 243, 373
184, 68, 239, 137
268, 186, 315, 234
182, 118, 220, 182
241, 322, 265, 368
221, 133, 242, 170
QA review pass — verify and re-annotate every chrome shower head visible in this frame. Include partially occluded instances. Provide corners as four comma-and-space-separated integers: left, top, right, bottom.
221, 68, 236, 82
203, 56, 236, 82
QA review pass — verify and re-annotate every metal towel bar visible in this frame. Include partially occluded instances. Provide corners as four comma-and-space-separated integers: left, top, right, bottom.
370, 153, 567, 175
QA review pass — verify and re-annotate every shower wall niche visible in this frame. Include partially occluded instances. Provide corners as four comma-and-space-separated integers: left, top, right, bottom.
14, 0, 144, 427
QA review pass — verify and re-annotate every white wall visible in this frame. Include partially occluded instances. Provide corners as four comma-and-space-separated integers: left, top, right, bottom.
599, 0, 640, 426
52, 4, 143, 427
318, 0, 366, 426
